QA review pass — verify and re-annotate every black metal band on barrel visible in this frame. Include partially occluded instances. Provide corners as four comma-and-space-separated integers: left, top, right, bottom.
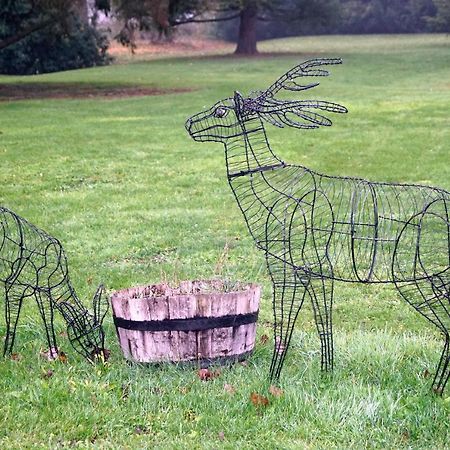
114, 312, 258, 332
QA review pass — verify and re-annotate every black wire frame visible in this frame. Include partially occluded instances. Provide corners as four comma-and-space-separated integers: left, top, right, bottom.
185, 58, 450, 394
0, 206, 109, 360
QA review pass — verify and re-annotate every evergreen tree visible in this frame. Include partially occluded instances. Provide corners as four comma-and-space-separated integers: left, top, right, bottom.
0, 0, 111, 74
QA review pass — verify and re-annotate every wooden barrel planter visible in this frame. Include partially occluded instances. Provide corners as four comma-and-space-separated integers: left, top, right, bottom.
110, 280, 260, 365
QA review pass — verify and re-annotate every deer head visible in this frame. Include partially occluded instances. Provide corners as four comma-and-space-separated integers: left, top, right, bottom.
59, 284, 109, 361
185, 58, 347, 143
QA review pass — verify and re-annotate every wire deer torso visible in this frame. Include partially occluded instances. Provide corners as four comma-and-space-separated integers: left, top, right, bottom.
0, 206, 108, 360
186, 59, 450, 394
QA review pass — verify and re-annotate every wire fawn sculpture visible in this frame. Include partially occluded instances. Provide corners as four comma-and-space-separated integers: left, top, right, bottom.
186, 58, 450, 394
0, 206, 109, 361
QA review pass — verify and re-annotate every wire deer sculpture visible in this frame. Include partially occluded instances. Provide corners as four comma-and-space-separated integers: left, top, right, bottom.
0, 206, 109, 361
186, 58, 450, 394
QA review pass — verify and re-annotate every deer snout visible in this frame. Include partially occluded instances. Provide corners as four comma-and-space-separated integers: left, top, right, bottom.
185, 117, 198, 138
185, 117, 192, 133
185, 116, 202, 141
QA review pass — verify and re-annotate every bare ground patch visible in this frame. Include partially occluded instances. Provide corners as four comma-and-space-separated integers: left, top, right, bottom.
0, 83, 192, 102
108, 38, 233, 62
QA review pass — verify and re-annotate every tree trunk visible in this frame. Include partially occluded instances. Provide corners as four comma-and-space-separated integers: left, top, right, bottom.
150, 0, 172, 42
73, 0, 89, 23
235, 1, 258, 55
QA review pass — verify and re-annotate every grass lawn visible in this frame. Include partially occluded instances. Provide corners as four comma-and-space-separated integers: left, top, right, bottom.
0, 34, 449, 448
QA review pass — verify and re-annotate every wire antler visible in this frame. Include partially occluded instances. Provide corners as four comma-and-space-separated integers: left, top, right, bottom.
256, 98, 347, 129
241, 58, 347, 129
263, 58, 343, 98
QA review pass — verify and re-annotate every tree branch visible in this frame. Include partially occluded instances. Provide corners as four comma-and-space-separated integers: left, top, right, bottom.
0, 19, 52, 51
172, 13, 241, 26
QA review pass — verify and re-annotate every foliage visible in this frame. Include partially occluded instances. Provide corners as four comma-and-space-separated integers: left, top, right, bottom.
0, 34, 449, 448
217, 0, 340, 41
220, 0, 441, 39
337, 0, 437, 34
0, 0, 111, 75
425, 0, 450, 32
108, 0, 207, 41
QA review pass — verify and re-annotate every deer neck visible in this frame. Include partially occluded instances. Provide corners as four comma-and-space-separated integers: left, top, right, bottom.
224, 117, 286, 246
51, 283, 89, 326
224, 116, 285, 179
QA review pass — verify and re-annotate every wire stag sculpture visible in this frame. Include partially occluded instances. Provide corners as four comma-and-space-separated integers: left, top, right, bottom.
0, 206, 109, 361
186, 58, 450, 394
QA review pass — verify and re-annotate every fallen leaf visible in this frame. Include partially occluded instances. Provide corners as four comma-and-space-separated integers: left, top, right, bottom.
218, 431, 225, 441
240, 360, 248, 367
268, 385, 284, 397
58, 351, 68, 363
250, 392, 269, 408
197, 368, 211, 380
197, 368, 220, 381
184, 409, 196, 421
260, 334, 269, 344
422, 369, 431, 379
103, 348, 111, 361
224, 383, 236, 394
179, 386, 190, 394
10, 353, 21, 361
42, 369, 54, 379
91, 348, 111, 363
87, 276, 93, 285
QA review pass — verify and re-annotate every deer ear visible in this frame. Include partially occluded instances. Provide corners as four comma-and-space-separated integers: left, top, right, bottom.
93, 284, 109, 325
233, 91, 245, 114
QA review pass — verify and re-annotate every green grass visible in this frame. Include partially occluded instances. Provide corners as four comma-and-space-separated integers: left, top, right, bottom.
0, 34, 449, 448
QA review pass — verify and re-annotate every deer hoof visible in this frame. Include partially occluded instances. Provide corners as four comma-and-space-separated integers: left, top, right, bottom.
40, 347, 59, 361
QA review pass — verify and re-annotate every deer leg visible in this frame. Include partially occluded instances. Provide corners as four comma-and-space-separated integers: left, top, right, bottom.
306, 275, 334, 372
3, 283, 26, 356
269, 268, 309, 381
433, 336, 449, 395
429, 274, 450, 394
34, 290, 58, 358
395, 277, 450, 394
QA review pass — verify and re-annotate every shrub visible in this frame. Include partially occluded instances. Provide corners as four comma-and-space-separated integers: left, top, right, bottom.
0, 1, 111, 75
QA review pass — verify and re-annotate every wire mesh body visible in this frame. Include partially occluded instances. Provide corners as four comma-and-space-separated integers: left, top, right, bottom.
186, 58, 450, 394
0, 206, 108, 360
